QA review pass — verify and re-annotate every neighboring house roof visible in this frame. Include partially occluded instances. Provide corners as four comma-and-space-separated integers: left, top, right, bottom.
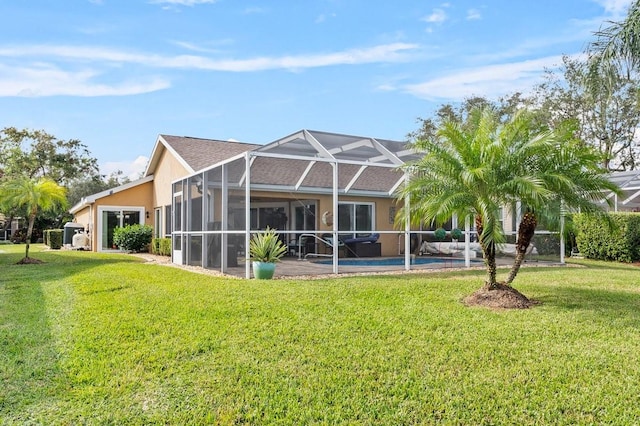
69, 175, 154, 214
145, 134, 260, 176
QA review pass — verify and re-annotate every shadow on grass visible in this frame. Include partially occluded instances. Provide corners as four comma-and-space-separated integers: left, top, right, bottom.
535, 283, 640, 326
0, 247, 144, 281
0, 269, 65, 420
566, 258, 639, 271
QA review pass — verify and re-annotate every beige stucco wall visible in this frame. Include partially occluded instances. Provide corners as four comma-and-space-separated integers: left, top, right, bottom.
84, 181, 154, 251
73, 206, 91, 231
152, 148, 190, 209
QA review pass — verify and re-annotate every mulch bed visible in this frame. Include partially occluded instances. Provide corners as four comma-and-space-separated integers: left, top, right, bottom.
463, 283, 540, 309
16, 257, 44, 265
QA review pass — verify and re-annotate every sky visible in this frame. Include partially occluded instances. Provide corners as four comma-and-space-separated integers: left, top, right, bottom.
0, 0, 634, 179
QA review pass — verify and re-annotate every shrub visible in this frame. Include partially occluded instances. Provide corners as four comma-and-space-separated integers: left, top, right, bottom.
151, 237, 172, 256
434, 228, 447, 241
44, 229, 63, 249
574, 213, 640, 263
113, 224, 153, 252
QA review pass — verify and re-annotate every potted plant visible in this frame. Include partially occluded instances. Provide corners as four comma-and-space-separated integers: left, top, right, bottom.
249, 227, 288, 279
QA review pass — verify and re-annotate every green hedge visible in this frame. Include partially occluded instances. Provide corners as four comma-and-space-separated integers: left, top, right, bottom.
574, 213, 640, 263
113, 224, 153, 252
44, 229, 63, 250
151, 238, 171, 256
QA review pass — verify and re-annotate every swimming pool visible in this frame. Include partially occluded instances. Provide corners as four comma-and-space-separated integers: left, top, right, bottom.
313, 257, 474, 266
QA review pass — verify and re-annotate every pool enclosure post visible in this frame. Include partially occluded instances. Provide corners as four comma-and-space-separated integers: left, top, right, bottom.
560, 201, 565, 265
404, 194, 411, 271
332, 160, 339, 274
464, 215, 470, 268
244, 152, 251, 279
221, 163, 228, 274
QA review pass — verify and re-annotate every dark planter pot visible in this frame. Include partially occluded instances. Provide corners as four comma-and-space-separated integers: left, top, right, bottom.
252, 261, 276, 279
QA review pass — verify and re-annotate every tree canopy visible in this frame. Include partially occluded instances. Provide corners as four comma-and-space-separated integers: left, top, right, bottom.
0, 127, 98, 185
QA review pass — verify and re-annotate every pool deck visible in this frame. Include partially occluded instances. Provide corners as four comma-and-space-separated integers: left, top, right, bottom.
134, 253, 559, 280
221, 255, 516, 279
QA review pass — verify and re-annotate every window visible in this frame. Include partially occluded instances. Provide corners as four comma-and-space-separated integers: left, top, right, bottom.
338, 202, 374, 239
164, 205, 171, 237
154, 208, 162, 238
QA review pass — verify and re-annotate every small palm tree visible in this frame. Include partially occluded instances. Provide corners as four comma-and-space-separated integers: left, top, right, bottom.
398, 107, 620, 298
0, 177, 67, 262
398, 107, 515, 289
502, 124, 620, 285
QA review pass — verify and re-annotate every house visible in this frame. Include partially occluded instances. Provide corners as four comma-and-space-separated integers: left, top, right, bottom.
71, 130, 429, 277
70, 134, 259, 252
77, 128, 617, 277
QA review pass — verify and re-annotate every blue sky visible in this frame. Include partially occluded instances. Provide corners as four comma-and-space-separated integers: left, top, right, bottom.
0, 0, 632, 179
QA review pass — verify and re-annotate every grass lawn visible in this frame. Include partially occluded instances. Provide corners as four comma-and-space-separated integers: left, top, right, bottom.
2, 244, 640, 424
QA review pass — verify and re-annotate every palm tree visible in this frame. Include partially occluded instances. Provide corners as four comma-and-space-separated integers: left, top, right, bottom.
589, 1, 640, 75
0, 177, 67, 261
398, 107, 532, 290
399, 107, 620, 295
503, 124, 620, 285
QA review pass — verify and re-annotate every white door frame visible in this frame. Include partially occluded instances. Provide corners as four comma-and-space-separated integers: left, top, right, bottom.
96, 205, 146, 252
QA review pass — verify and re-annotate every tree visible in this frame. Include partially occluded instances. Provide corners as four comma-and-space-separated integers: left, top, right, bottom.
532, 56, 640, 170
0, 177, 67, 262
0, 127, 98, 185
0, 127, 98, 234
66, 171, 131, 208
503, 120, 620, 285
398, 107, 620, 307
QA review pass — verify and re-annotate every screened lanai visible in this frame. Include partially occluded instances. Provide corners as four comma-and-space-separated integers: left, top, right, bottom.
605, 170, 640, 211
171, 129, 564, 278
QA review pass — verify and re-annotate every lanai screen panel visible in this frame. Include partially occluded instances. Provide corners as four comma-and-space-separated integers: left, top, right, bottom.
226, 157, 247, 232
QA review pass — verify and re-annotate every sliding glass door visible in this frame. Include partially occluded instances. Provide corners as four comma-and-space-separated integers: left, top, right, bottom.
98, 207, 144, 251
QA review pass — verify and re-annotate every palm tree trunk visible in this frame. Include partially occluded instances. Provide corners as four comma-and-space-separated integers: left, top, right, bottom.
483, 241, 498, 289
25, 213, 36, 259
476, 215, 499, 290
505, 212, 537, 286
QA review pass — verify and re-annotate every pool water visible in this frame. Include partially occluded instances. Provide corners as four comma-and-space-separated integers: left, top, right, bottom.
313, 257, 473, 266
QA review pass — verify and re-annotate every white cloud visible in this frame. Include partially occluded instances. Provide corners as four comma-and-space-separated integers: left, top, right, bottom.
169, 39, 232, 53
422, 8, 447, 23
0, 42, 419, 72
592, 0, 633, 16
0, 42, 419, 97
466, 9, 481, 20
0, 63, 170, 97
403, 55, 565, 101
101, 156, 149, 181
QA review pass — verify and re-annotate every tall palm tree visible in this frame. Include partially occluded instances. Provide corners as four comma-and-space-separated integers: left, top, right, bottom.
0, 177, 67, 261
590, 1, 640, 75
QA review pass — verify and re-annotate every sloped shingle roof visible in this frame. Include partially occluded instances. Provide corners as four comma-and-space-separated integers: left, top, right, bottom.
160, 135, 260, 172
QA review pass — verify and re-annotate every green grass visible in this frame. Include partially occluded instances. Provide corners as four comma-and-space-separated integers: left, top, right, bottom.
2, 244, 640, 424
